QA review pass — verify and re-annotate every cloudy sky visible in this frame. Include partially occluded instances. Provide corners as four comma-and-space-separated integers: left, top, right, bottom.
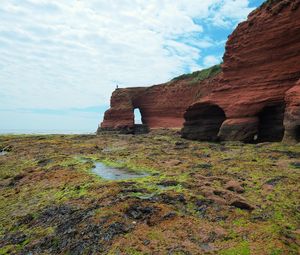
0, 0, 264, 133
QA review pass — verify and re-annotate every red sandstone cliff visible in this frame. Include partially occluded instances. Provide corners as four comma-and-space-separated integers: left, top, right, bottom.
284, 79, 300, 142
100, 0, 300, 143
100, 73, 221, 130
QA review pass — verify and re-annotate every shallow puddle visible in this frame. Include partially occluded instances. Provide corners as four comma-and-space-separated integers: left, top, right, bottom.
81, 159, 148, 180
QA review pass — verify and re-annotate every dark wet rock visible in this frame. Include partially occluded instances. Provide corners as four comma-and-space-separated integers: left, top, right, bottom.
0, 145, 13, 152
195, 199, 214, 218
200, 243, 214, 252
143, 239, 150, 246
174, 141, 189, 149
162, 212, 177, 220
265, 176, 287, 186
157, 193, 186, 205
157, 180, 179, 187
213, 215, 228, 222
121, 188, 148, 194
17, 204, 131, 254
125, 204, 156, 220
8, 173, 26, 186
37, 158, 53, 166
13, 173, 25, 181
118, 181, 137, 187
197, 163, 212, 169
195, 198, 214, 207
38, 205, 76, 225
103, 222, 131, 241
213, 190, 226, 196
290, 162, 300, 169
250, 210, 273, 222
167, 247, 192, 255
230, 200, 254, 211
3, 232, 27, 245
225, 180, 245, 193
16, 214, 34, 226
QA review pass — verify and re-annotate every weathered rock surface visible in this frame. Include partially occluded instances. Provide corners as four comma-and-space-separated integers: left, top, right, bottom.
100, 0, 300, 143
283, 79, 300, 143
99, 75, 219, 132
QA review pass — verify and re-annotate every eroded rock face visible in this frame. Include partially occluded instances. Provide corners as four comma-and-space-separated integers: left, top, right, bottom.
181, 103, 226, 141
99, 0, 300, 143
283, 79, 300, 143
99, 76, 219, 132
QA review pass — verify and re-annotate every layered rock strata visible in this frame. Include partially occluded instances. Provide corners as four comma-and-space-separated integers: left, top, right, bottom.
99, 0, 300, 143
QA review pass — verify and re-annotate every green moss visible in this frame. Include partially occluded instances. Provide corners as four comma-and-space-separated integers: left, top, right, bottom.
54, 186, 88, 201
219, 241, 250, 255
146, 229, 164, 241
233, 218, 248, 227
1, 134, 300, 254
269, 248, 283, 255
0, 245, 14, 255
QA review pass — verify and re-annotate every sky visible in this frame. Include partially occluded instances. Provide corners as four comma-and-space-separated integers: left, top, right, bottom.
0, 0, 265, 134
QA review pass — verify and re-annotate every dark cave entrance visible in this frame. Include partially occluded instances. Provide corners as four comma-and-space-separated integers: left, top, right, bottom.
295, 125, 300, 142
181, 103, 226, 141
256, 103, 285, 142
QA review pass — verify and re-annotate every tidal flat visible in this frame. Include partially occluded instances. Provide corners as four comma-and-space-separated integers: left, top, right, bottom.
0, 130, 299, 254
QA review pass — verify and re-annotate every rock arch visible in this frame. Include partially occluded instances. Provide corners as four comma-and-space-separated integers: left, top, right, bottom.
99, 2, 300, 143
132, 107, 149, 134
134, 108, 143, 124
181, 103, 226, 141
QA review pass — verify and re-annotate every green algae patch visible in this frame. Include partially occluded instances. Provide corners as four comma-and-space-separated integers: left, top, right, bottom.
0, 133, 299, 254
219, 241, 250, 255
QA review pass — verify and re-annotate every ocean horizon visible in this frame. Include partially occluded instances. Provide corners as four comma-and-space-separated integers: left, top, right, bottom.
0, 129, 96, 135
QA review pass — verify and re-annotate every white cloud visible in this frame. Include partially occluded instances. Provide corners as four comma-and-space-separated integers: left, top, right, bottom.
203, 55, 221, 67
0, 0, 255, 111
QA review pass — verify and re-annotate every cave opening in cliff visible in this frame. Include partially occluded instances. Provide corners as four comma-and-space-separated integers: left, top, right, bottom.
181, 103, 226, 141
295, 125, 300, 142
134, 108, 143, 124
133, 108, 149, 134
256, 103, 285, 142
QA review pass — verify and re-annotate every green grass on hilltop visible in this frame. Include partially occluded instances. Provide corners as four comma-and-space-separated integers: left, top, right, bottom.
171, 64, 222, 84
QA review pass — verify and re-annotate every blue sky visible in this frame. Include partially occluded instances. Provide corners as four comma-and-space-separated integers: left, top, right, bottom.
0, 0, 265, 133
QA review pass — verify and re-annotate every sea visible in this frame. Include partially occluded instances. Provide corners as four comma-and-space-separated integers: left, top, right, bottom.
0, 129, 95, 135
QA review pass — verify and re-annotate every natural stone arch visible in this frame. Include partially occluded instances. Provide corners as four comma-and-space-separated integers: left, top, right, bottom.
134, 108, 143, 124
132, 107, 149, 134
181, 103, 226, 141
256, 102, 285, 142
